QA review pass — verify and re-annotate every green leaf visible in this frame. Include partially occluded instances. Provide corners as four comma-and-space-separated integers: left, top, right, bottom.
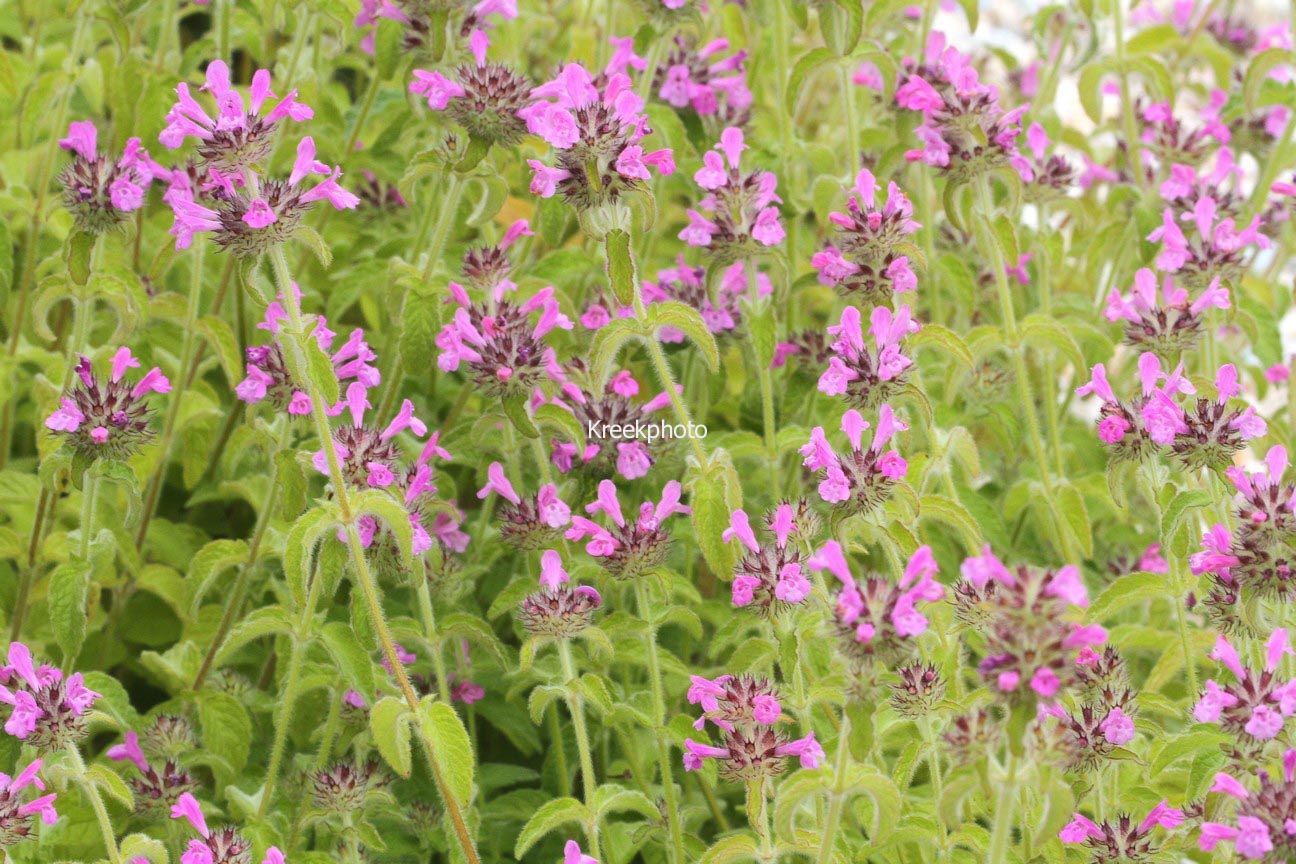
1020, 313, 1087, 372
1245, 48, 1295, 110
589, 318, 645, 390
398, 284, 442, 373
821, 0, 862, 54
65, 230, 95, 286
1088, 572, 1168, 621
786, 48, 836, 115
120, 834, 170, 864
918, 494, 981, 553
283, 507, 336, 609
303, 333, 341, 409
197, 691, 253, 779
318, 621, 376, 697
292, 225, 333, 268
649, 301, 719, 372
419, 697, 476, 809
370, 696, 416, 778
699, 834, 760, 863
908, 324, 973, 368
197, 315, 242, 388
745, 301, 777, 370
88, 763, 134, 809
604, 229, 637, 307
49, 560, 92, 661
534, 403, 587, 451
350, 490, 414, 569
513, 796, 590, 859
187, 538, 250, 618
689, 472, 739, 578
501, 392, 538, 438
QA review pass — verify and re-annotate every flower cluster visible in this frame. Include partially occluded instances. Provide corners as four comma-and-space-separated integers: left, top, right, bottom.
236, 286, 381, 415
45, 347, 171, 459
0, 759, 57, 849
817, 305, 919, 409
799, 405, 908, 513
523, 63, 674, 211
1193, 630, 1296, 757
683, 675, 823, 781
643, 257, 770, 341
58, 121, 167, 232
171, 792, 286, 864
1104, 267, 1230, 356
722, 504, 810, 616
1059, 800, 1185, 862
108, 729, 198, 814
652, 36, 751, 125
808, 542, 944, 676
409, 25, 534, 145
1076, 354, 1266, 468
517, 550, 602, 637
680, 127, 784, 259
477, 461, 571, 549
895, 32, 1027, 179
0, 643, 99, 749
953, 549, 1106, 702
566, 480, 691, 579
811, 169, 921, 303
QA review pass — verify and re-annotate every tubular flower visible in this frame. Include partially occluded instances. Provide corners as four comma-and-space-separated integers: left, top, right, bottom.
565, 480, 691, 580
812, 168, 922, 303
310, 382, 463, 566
236, 285, 380, 416
952, 549, 1105, 704
1010, 122, 1075, 200
817, 305, 920, 410
680, 127, 784, 260
410, 32, 534, 145
355, 0, 518, 58
0, 759, 57, 848
1039, 690, 1141, 770
644, 257, 771, 342
538, 364, 676, 480
1104, 267, 1230, 356
159, 60, 313, 171
436, 282, 572, 400
1193, 630, 1296, 755
723, 503, 811, 617
520, 63, 674, 211
57, 121, 168, 232
1146, 195, 1271, 289
166, 135, 358, 255
1199, 749, 1296, 860
684, 674, 821, 780
652, 36, 751, 125
809, 542, 944, 677
1059, 800, 1185, 862
476, 461, 572, 549
799, 405, 909, 514
107, 731, 198, 815
896, 31, 1028, 180
44, 346, 170, 460
171, 792, 287, 864
517, 549, 602, 638
0, 643, 100, 749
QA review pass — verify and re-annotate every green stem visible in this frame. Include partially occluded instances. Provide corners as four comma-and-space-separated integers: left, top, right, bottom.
972, 177, 1074, 561
267, 244, 480, 864
77, 468, 98, 564
136, 241, 207, 549
816, 712, 851, 864
414, 559, 453, 703
646, 335, 706, 464
1112, 0, 1146, 188
839, 64, 859, 174
65, 745, 122, 864
376, 171, 465, 421
1247, 109, 1296, 220
987, 754, 1018, 864
559, 640, 601, 858
0, 10, 92, 467
194, 422, 292, 690
256, 636, 307, 818
635, 580, 686, 864
747, 777, 773, 859
10, 487, 54, 639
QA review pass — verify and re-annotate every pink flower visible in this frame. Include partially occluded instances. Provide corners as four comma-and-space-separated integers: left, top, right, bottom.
170, 792, 210, 838
409, 70, 466, 109
776, 733, 825, 768
1099, 707, 1135, 745
1236, 816, 1274, 858
564, 839, 599, 864
1059, 813, 1104, 843
751, 207, 784, 245
476, 461, 521, 505
1246, 705, 1284, 739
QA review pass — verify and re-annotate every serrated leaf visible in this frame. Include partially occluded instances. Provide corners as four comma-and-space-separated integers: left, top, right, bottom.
370, 697, 416, 777
49, 560, 91, 661
319, 621, 376, 696
649, 301, 720, 372
604, 229, 637, 307
187, 538, 250, 618
419, 697, 476, 809
513, 796, 590, 858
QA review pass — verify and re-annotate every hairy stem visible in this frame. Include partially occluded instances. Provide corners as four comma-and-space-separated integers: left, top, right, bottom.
559, 639, 601, 857
635, 580, 686, 864
268, 243, 481, 864
987, 754, 1019, 864
64, 744, 122, 864
816, 711, 851, 864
